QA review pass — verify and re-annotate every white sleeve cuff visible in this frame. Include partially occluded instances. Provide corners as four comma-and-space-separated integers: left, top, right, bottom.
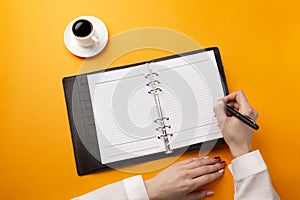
228, 150, 267, 181
123, 175, 149, 200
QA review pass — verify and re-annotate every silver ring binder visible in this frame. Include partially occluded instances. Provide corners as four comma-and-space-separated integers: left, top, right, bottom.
145, 72, 158, 78
146, 80, 160, 86
154, 117, 169, 123
148, 88, 162, 94
157, 133, 173, 139
156, 125, 171, 131
145, 66, 173, 153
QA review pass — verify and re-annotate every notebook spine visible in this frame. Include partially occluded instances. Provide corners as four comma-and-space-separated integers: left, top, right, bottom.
145, 67, 173, 153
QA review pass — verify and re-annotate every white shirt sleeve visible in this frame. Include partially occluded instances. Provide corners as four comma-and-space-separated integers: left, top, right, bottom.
71, 175, 149, 200
228, 150, 280, 200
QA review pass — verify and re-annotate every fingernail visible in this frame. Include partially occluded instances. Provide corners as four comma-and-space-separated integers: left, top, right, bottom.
218, 169, 225, 173
219, 161, 226, 167
213, 156, 221, 161
206, 191, 214, 196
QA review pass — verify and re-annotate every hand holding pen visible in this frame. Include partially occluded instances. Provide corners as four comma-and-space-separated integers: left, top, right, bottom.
225, 104, 259, 130
214, 90, 259, 158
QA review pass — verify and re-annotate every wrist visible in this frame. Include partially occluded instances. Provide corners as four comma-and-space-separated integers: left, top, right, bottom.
229, 144, 252, 158
144, 179, 159, 200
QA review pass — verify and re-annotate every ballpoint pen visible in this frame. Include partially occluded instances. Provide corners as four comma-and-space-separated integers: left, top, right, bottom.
225, 104, 260, 130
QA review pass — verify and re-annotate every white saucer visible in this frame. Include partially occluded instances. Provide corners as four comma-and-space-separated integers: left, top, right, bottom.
64, 16, 108, 58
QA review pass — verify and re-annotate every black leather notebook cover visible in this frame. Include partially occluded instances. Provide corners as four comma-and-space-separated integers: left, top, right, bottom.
63, 47, 228, 176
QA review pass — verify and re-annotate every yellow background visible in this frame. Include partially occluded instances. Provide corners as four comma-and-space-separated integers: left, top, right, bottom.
1, 0, 300, 199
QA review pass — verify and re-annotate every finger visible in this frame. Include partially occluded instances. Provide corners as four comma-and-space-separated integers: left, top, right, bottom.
192, 169, 225, 189
227, 102, 240, 110
178, 157, 203, 165
251, 108, 259, 121
183, 190, 214, 200
223, 90, 250, 109
223, 90, 248, 103
189, 161, 226, 178
213, 102, 226, 127
178, 155, 213, 166
224, 90, 256, 117
185, 157, 221, 170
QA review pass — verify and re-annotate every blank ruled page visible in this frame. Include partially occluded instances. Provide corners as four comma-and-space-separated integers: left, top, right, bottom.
87, 65, 164, 164
149, 50, 225, 150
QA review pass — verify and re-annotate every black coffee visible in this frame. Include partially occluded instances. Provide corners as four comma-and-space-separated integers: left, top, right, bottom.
72, 19, 93, 37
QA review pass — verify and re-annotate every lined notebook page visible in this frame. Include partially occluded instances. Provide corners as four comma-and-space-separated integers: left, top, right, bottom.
149, 50, 224, 150
87, 64, 165, 164
87, 49, 225, 164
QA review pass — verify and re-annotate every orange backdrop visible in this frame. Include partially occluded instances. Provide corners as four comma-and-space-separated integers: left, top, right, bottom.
1, 0, 300, 199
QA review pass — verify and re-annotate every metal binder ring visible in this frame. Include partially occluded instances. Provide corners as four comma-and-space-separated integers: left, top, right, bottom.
157, 133, 173, 139
145, 72, 158, 78
154, 117, 169, 123
146, 80, 160, 86
156, 125, 171, 131
148, 88, 162, 94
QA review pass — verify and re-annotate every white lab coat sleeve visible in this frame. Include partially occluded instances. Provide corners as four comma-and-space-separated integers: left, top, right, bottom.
228, 150, 280, 200
71, 175, 149, 200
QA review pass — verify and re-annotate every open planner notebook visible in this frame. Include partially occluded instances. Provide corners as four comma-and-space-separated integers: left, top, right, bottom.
63, 47, 229, 175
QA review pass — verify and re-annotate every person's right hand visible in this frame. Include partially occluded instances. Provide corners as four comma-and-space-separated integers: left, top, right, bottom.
214, 90, 258, 158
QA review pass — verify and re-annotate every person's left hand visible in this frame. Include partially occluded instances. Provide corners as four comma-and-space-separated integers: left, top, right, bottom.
144, 156, 226, 200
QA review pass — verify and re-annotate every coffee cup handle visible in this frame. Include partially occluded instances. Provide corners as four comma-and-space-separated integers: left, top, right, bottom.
92, 35, 100, 46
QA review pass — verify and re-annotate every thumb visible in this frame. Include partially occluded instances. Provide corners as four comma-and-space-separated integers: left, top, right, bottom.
183, 190, 214, 200
213, 101, 226, 128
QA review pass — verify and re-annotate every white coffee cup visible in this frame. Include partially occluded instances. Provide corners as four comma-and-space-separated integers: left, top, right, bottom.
72, 17, 99, 47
